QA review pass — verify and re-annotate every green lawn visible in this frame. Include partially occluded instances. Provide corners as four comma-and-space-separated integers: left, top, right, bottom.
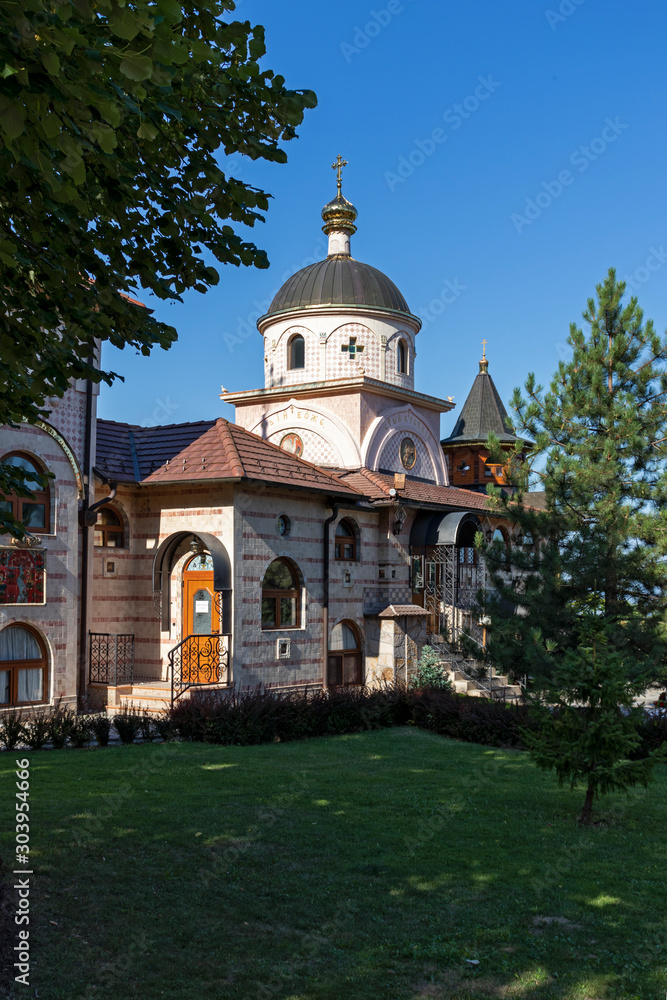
1, 728, 666, 1000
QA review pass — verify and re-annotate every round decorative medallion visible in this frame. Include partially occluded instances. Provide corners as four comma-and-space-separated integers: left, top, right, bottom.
400, 436, 417, 470
280, 432, 304, 457
276, 514, 291, 537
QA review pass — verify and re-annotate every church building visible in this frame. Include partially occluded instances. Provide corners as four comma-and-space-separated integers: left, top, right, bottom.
0, 165, 526, 714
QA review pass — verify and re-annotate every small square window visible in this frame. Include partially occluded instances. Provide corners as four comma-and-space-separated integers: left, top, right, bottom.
277, 638, 290, 659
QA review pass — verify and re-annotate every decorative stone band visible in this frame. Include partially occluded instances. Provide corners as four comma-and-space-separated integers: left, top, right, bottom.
20, 418, 84, 498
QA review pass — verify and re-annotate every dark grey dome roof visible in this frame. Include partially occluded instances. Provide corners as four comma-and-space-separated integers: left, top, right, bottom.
266, 256, 412, 317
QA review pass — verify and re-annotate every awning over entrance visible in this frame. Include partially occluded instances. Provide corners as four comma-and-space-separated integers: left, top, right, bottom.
153, 531, 232, 633
409, 510, 481, 548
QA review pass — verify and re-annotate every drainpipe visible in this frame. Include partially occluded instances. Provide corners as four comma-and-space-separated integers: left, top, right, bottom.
322, 500, 339, 690
78, 373, 94, 709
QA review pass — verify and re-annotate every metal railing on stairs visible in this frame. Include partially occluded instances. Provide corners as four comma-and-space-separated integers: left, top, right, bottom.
89, 633, 134, 685
168, 633, 230, 704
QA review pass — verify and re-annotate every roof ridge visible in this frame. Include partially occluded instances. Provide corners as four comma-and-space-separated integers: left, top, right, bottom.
227, 422, 364, 493
96, 418, 142, 430
357, 467, 392, 492
214, 419, 245, 478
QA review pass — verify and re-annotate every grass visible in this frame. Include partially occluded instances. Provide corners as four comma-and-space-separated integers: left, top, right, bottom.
1, 727, 666, 1000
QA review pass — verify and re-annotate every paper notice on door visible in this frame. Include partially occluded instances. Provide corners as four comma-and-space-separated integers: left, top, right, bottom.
195, 600, 209, 614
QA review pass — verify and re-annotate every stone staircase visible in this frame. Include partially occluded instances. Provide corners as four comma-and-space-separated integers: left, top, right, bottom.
96, 680, 232, 715
441, 657, 522, 702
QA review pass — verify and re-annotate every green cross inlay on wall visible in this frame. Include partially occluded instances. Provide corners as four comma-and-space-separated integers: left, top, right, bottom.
342, 337, 364, 359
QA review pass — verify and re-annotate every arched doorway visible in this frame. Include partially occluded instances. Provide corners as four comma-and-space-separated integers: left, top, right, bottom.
0, 624, 47, 706
182, 553, 220, 639
327, 621, 362, 687
181, 553, 221, 685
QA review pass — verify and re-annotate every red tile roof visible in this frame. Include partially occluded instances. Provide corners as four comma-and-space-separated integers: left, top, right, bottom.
378, 605, 430, 617
329, 468, 494, 511
95, 418, 362, 497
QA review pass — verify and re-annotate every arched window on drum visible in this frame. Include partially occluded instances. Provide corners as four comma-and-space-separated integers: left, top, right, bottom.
397, 338, 408, 375
288, 334, 305, 371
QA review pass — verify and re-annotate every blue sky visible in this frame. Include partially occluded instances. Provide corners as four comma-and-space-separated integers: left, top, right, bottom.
99, 0, 667, 438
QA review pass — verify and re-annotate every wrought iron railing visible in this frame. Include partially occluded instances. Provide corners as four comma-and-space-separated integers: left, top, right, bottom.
168, 633, 230, 703
89, 633, 134, 685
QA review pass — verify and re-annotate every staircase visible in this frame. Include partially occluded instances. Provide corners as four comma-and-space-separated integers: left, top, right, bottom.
431, 644, 522, 702
445, 662, 522, 701
97, 679, 232, 716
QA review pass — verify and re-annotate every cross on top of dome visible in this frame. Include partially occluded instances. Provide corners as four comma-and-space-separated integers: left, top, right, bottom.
332, 154, 347, 195
322, 154, 358, 255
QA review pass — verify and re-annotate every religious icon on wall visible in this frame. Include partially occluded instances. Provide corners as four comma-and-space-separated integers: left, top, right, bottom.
280, 432, 304, 458
0, 548, 46, 605
400, 436, 417, 470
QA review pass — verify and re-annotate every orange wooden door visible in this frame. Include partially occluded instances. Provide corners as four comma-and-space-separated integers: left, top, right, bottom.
182, 557, 220, 683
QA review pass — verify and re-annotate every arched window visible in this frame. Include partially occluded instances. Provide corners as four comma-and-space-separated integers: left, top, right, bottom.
491, 527, 509, 564
0, 453, 49, 532
397, 339, 407, 374
94, 507, 125, 548
328, 621, 362, 687
261, 558, 300, 630
288, 334, 305, 371
0, 624, 47, 706
335, 519, 358, 561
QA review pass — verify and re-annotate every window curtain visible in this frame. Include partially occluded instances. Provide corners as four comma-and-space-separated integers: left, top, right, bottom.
329, 623, 357, 651
0, 626, 41, 661
18, 668, 43, 702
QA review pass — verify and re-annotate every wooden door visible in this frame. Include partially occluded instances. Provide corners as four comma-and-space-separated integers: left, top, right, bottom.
182, 557, 220, 683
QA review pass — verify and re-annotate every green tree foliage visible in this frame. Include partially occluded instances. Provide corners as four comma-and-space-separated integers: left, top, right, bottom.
0, 0, 316, 428
522, 622, 666, 825
409, 644, 452, 691
479, 269, 667, 820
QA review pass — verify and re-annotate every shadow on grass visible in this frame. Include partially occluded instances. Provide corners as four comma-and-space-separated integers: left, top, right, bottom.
0, 731, 665, 999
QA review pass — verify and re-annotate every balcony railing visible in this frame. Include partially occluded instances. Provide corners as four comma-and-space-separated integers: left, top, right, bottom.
89, 633, 134, 685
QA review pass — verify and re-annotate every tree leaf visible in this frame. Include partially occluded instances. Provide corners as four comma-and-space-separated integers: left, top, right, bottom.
137, 121, 157, 140
41, 51, 61, 76
119, 53, 153, 81
0, 99, 26, 139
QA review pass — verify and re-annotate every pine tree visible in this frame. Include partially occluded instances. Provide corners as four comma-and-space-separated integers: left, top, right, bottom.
479, 269, 667, 822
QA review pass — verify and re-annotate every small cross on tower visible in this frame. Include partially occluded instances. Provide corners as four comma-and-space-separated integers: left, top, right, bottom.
332, 154, 347, 195
481, 339, 487, 359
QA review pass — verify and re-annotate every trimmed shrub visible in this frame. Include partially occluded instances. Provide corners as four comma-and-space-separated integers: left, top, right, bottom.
49, 702, 75, 749
153, 714, 175, 742
408, 687, 535, 750
91, 714, 112, 747
113, 711, 142, 745
0, 709, 24, 751
69, 715, 92, 749
165, 685, 410, 747
138, 714, 155, 743
22, 709, 51, 751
